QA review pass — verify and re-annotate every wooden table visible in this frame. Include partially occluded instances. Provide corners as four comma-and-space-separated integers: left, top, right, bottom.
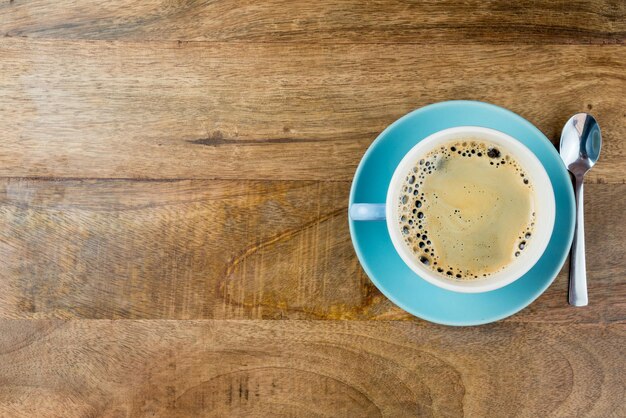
1, 1, 624, 416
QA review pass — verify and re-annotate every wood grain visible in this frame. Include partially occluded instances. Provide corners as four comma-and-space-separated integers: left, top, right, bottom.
1, 1, 625, 415
1, 38, 624, 183
1, 0, 624, 44
0, 179, 623, 322
0, 320, 624, 417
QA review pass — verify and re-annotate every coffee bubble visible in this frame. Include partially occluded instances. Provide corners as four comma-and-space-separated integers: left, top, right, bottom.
487, 147, 501, 158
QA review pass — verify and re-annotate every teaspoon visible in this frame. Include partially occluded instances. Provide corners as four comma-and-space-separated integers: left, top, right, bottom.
559, 113, 602, 307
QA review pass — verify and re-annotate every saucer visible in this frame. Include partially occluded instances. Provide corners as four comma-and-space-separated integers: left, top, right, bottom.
348, 101, 575, 326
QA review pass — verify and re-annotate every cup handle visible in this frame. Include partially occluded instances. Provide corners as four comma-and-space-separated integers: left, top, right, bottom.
349, 204, 386, 221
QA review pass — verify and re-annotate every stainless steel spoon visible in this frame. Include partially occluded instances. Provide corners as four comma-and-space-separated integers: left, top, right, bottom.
559, 113, 602, 306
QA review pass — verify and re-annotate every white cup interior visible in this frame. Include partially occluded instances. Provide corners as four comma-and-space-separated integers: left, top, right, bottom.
386, 126, 555, 293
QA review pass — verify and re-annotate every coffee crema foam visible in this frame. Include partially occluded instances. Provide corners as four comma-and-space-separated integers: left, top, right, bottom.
397, 139, 536, 280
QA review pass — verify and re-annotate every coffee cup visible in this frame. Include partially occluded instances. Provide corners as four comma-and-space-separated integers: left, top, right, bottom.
349, 126, 555, 293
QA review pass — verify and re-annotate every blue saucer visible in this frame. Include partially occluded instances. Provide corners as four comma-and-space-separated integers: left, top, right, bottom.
349, 101, 575, 326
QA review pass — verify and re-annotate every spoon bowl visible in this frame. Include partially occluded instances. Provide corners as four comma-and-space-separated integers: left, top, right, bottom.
560, 114, 602, 178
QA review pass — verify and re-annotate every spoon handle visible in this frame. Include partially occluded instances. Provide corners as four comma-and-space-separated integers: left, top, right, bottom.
569, 176, 588, 306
